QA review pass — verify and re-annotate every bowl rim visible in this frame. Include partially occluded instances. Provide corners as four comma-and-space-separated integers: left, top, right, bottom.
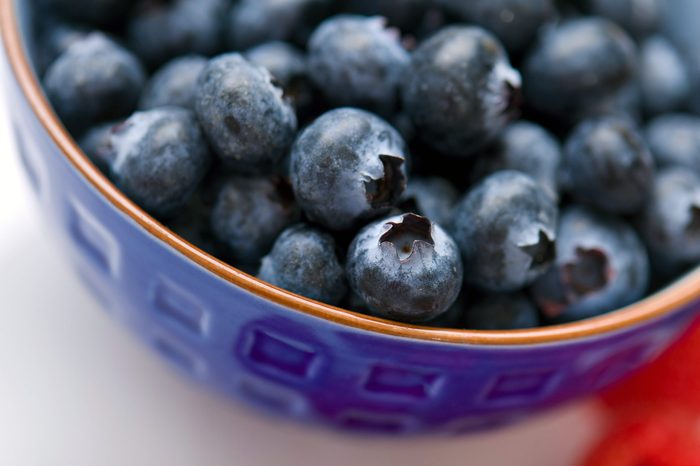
3, 0, 700, 346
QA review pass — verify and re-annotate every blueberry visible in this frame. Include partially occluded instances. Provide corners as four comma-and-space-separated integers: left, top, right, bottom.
244, 42, 313, 115
33, 16, 86, 75
436, 0, 555, 55
464, 293, 539, 330
290, 108, 409, 231
532, 206, 649, 322
588, 0, 662, 39
523, 18, 637, 121
645, 114, 700, 173
343, 290, 371, 314
639, 36, 690, 116
44, 0, 133, 27
399, 177, 459, 228
412, 7, 450, 42
346, 213, 463, 323
44, 32, 146, 133
401, 26, 521, 157
139, 55, 207, 111
307, 15, 410, 115
340, 0, 430, 31
472, 121, 562, 201
165, 192, 222, 257
258, 224, 347, 305
662, 0, 700, 116
663, 0, 700, 54
195, 54, 297, 174
562, 116, 654, 215
109, 107, 211, 218
228, 0, 332, 51
79, 120, 119, 173
639, 168, 700, 274
586, 81, 642, 122
245, 42, 306, 89
211, 176, 300, 264
391, 112, 416, 143
452, 171, 558, 292
127, 0, 227, 68
424, 294, 467, 328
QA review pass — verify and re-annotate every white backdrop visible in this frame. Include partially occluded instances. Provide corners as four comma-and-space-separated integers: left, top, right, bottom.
0, 82, 602, 466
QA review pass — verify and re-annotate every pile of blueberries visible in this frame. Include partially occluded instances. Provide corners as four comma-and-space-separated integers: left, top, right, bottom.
35, 0, 700, 329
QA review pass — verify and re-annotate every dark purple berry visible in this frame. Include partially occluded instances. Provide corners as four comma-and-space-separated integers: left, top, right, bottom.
211, 176, 300, 264
523, 18, 637, 121
452, 171, 558, 292
347, 213, 463, 323
259, 224, 347, 305
109, 107, 211, 218
532, 206, 649, 321
562, 116, 655, 215
464, 293, 539, 330
195, 54, 297, 174
290, 108, 409, 230
401, 26, 521, 157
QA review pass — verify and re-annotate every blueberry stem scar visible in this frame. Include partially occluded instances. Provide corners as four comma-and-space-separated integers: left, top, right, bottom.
364, 154, 406, 209
562, 247, 611, 297
519, 230, 555, 270
380, 213, 434, 261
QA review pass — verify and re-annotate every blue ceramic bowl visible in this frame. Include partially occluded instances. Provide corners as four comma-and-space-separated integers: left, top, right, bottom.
3, 0, 700, 435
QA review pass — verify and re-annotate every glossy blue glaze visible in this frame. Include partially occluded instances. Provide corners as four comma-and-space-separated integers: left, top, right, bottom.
3, 0, 700, 435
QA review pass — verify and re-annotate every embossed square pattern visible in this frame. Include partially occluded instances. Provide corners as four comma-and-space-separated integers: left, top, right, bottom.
337, 410, 415, 433
482, 368, 561, 405
153, 332, 205, 377
67, 200, 119, 276
237, 377, 306, 415
581, 341, 655, 388
242, 329, 319, 380
12, 124, 41, 194
446, 410, 532, 434
363, 364, 441, 399
151, 278, 208, 337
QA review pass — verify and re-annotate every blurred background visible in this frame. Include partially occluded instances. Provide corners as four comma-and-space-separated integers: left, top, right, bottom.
0, 75, 606, 465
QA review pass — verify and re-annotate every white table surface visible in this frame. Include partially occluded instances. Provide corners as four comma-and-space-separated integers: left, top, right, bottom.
0, 82, 603, 466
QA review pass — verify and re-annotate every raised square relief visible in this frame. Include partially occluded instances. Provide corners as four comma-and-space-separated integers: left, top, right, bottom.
153, 333, 207, 378
480, 368, 561, 406
241, 328, 320, 380
150, 278, 208, 337
237, 377, 307, 416
579, 340, 658, 388
363, 363, 442, 400
12, 124, 46, 197
337, 410, 416, 433
67, 199, 120, 276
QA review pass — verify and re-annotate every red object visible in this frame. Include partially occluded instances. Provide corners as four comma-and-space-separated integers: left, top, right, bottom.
603, 319, 700, 412
583, 410, 700, 466
584, 319, 700, 465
